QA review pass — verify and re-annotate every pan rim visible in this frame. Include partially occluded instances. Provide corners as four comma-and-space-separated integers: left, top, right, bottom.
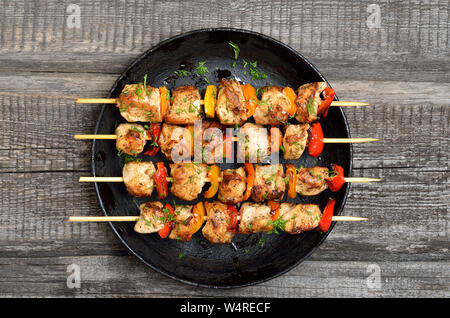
91, 27, 353, 289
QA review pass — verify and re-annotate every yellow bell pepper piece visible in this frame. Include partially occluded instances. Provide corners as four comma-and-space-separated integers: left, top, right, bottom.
190, 202, 206, 235
203, 165, 220, 199
186, 125, 195, 156
204, 85, 217, 119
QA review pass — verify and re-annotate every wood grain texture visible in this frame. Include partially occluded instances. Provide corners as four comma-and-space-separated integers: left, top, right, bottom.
0, 0, 448, 297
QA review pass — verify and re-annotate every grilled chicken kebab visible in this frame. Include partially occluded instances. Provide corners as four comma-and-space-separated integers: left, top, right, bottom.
114, 120, 322, 161
134, 199, 336, 244
120, 161, 346, 203
115, 79, 335, 126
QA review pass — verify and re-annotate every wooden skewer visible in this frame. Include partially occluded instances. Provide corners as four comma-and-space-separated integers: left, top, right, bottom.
323, 138, 379, 143
74, 134, 379, 144
79, 176, 380, 183
76, 98, 116, 104
68, 215, 368, 222
76, 98, 369, 107
344, 177, 381, 183
78, 176, 219, 183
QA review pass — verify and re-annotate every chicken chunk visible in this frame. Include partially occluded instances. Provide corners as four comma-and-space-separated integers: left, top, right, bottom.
294, 82, 328, 123
164, 85, 202, 124
296, 167, 330, 196
238, 202, 272, 234
283, 124, 309, 160
115, 123, 147, 156
168, 205, 196, 241
254, 86, 290, 125
216, 78, 247, 125
159, 124, 192, 162
202, 201, 235, 244
218, 167, 246, 204
236, 123, 270, 163
122, 161, 155, 197
251, 164, 286, 202
134, 201, 165, 234
279, 203, 322, 234
199, 121, 225, 164
169, 163, 208, 201
116, 84, 162, 122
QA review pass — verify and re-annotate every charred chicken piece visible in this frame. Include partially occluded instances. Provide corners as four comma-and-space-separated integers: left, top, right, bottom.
296, 166, 331, 196
237, 123, 270, 163
165, 85, 202, 124
251, 164, 286, 202
134, 201, 165, 234
116, 84, 162, 122
218, 167, 247, 204
282, 124, 309, 160
168, 204, 196, 242
238, 202, 272, 234
294, 82, 328, 123
202, 201, 235, 244
122, 161, 155, 197
216, 79, 247, 125
199, 121, 225, 164
279, 203, 322, 234
158, 124, 192, 162
115, 123, 147, 156
254, 86, 290, 125
169, 163, 208, 201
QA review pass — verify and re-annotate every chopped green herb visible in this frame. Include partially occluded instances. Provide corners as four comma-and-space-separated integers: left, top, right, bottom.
258, 237, 266, 246
228, 41, 240, 60
196, 61, 209, 76
266, 217, 289, 234
175, 70, 190, 77
306, 98, 316, 116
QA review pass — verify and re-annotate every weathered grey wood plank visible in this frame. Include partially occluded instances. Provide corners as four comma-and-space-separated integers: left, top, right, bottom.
0, 169, 447, 262
0, 0, 448, 297
0, 1, 448, 82
0, 76, 447, 173
0, 256, 447, 297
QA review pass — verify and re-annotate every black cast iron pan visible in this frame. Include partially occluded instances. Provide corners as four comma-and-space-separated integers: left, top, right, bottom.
92, 28, 352, 288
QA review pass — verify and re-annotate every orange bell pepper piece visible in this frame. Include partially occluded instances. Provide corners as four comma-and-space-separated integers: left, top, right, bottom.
159, 86, 170, 119
242, 83, 257, 117
282, 86, 297, 116
286, 164, 297, 199
204, 165, 220, 198
243, 163, 254, 201
270, 127, 283, 153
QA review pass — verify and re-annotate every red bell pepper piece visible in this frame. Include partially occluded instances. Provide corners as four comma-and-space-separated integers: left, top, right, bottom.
268, 200, 280, 221
308, 122, 324, 157
318, 198, 335, 232
153, 162, 168, 199
227, 204, 239, 233
327, 164, 345, 192
223, 131, 233, 160
144, 124, 161, 156
158, 203, 174, 238
318, 87, 335, 118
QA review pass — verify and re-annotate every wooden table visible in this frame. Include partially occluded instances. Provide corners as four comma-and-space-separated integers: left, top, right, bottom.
0, 0, 448, 297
